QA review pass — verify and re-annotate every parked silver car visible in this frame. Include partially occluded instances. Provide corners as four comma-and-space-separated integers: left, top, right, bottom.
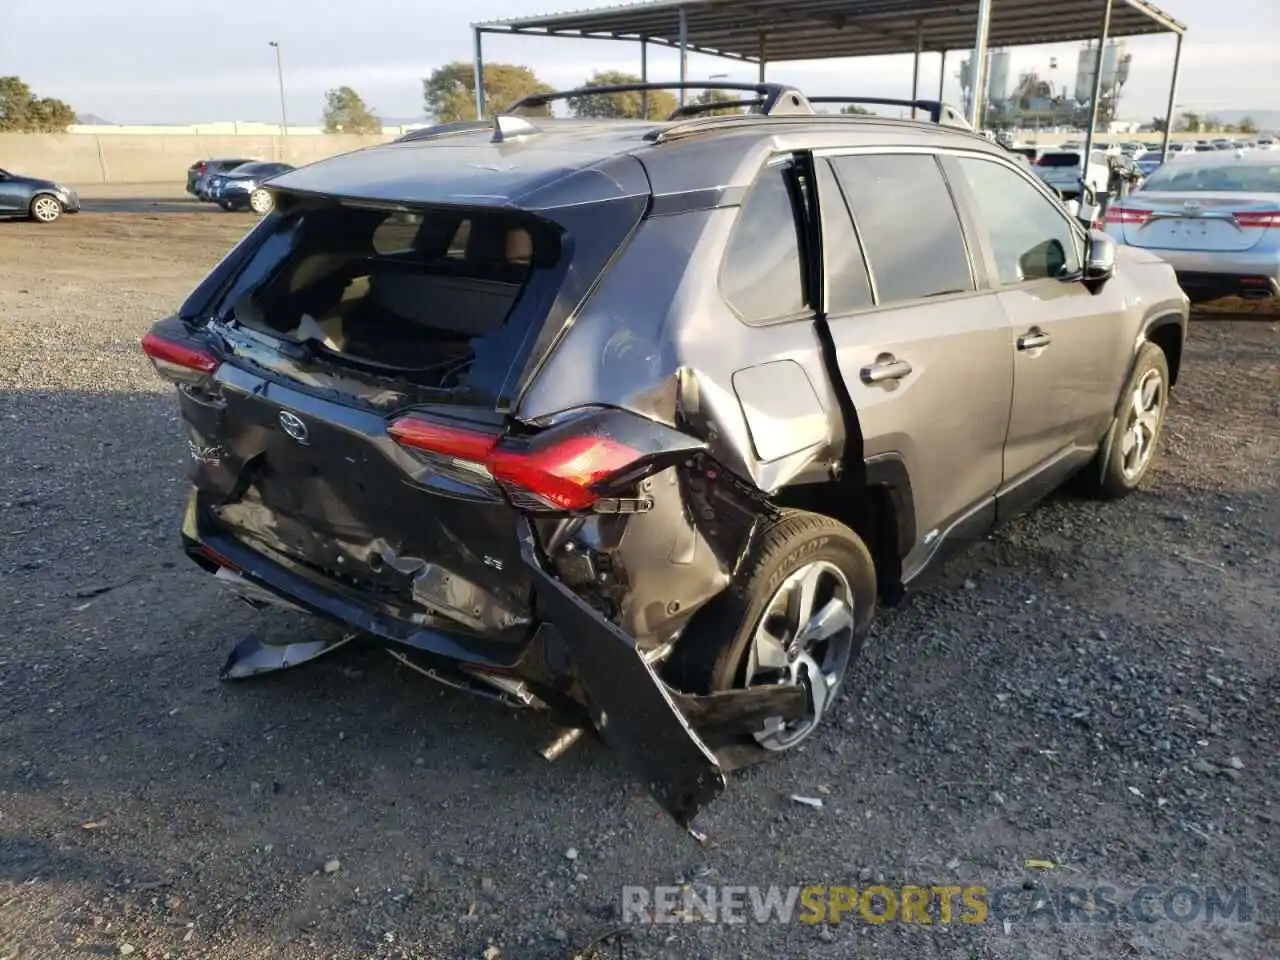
1103, 152, 1280, 302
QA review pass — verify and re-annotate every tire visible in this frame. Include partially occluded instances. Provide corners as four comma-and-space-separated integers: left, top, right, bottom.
249, 188, 274, 215
1078, 342, 1171, 499
29, 194, 63, 223
666, 509, 877, 760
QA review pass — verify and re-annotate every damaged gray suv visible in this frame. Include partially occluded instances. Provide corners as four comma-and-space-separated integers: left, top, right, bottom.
143, 83, 1189, 835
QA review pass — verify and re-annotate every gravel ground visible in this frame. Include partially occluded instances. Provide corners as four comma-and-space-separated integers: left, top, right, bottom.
1, 210, 1277, 960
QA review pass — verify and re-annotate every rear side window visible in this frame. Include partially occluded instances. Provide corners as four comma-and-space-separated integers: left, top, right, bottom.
830, 154, 972, 304
721, 160, 809, 323
1036, 153, 1080, 167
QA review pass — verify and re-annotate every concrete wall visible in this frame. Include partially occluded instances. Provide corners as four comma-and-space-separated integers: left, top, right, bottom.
0, 133, 396, 185
0, 129, 1240, 187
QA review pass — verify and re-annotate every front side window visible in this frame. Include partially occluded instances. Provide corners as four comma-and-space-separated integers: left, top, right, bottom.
830, 153, 973, 305
721, 159, 809, 323
954, 156, 1082, 284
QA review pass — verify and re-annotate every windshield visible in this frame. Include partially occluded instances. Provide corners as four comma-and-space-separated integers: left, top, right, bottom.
232, 162, 283, 176
1138, 152, 1162, 162
1036, 152, 1079, 167
1141, 162, 1280, 193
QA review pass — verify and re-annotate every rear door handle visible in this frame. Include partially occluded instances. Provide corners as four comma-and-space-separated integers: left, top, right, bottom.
860, 356, 913, 384
1017, 330, 1051, 351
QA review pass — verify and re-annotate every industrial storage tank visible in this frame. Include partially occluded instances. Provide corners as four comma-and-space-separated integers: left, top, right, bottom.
987, 49, 1011, 105
1100, 40, 1125, 91
1075, 44, 1097, 102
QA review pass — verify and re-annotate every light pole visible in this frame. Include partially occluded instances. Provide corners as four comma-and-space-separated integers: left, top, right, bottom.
268, 41, 288, 137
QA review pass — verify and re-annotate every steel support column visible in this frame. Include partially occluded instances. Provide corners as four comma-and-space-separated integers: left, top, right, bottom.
968, 0, 992, 128
758, 31, 767, 82
678, 6, 689, 105
938, 49, 948, 103
1082, 0, 1114, 168
910, 19, 923, 117
473, 28, 485, 120
1160, 32, 1183, 163
640, 36, 649, 118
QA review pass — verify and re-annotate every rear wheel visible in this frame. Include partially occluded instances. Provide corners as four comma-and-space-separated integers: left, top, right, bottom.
1079, 342, 1170, 499
29, 194, 62, 223
667, 509, 877, 759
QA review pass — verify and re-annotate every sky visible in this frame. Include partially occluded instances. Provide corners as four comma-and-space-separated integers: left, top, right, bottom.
2, 0, 1277, 125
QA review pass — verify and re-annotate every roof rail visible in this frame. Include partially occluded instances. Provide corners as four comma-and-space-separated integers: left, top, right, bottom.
393, 120, 491, 143
505, 81, 813, 119
806, 97, 972, 129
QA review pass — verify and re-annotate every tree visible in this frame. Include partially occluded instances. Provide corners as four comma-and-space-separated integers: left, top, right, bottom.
424, 61, 551, 122
1204, 115, 1223, 133
840, 104, 875, 116
0, 76, 76, 132
1238, 116, 1258, 134
323, 86, 382, 134
687, 88, 742, 117
566, 71, 677, 120
1176, 111, 1202, 133
1149, 116, 1168, 133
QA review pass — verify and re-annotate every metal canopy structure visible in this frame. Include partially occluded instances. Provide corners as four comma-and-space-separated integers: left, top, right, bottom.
472, 0, 1188, 162
477, 0, 1184, 63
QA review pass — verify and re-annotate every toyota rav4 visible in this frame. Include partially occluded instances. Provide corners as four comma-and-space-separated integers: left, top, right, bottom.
143, 83, 1189, 835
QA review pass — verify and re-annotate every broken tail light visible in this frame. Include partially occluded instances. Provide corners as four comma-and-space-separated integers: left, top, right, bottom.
141, 331, 220, 385
1103, 205, 1151, 225
1233, 210, 1280, 229
387, 409, 705, 511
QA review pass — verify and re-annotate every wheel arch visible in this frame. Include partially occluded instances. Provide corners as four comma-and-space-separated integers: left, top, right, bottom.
1139, 312, 1186, 386
768, 453, 915, 605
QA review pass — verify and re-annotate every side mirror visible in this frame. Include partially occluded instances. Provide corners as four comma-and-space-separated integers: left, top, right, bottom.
1084, 230, 1117, 282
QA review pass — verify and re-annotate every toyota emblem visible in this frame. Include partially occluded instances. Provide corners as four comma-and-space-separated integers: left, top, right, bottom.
278, 410, 309, 444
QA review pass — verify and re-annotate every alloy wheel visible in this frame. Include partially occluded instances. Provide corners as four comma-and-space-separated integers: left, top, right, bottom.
249, 189, 274, 214
1120, 368, 1164, 480
31, 196, 62, 223
746, 560, 856, 751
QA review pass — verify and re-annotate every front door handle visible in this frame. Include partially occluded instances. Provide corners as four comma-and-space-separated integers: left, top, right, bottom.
1017, 329, 1052, 351
860, 356, 913, 384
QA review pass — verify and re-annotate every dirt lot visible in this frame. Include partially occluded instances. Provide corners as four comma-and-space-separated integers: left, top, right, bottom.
0, 209, 1277, 960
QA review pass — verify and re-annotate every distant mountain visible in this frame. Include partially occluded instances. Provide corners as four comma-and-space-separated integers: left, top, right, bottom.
74, 113, 113, 125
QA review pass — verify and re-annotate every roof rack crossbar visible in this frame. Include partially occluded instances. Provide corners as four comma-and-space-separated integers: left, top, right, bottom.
505, 81, 810, 118
806, 97, 971, 129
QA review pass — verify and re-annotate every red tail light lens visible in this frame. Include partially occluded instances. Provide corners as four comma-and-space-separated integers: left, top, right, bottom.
488, 435, 646, 510
386, 417, 499, 463
387, 415, 646, 511
1104, 205, 1151, 225
141, 331, 220, 381
1233, 210, 1280, 228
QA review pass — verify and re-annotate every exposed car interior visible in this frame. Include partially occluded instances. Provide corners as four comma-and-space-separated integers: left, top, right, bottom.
232, 205, 552, 381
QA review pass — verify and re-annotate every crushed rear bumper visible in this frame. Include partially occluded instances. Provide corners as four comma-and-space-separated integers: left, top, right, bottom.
182, 489, 806, 834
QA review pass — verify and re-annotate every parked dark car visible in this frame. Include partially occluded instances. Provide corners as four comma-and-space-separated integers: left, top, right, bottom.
187, 158, 258, 200
206, 162, 295, 214
0, 167, 80, 223
143, 82, 1188, 834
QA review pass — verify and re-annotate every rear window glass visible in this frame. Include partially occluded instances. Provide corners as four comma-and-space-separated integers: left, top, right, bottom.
1036, 153, 1080, 167
214, 203, 561, 397
830, 153, 972, 305
1141, 162, 1280, 193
